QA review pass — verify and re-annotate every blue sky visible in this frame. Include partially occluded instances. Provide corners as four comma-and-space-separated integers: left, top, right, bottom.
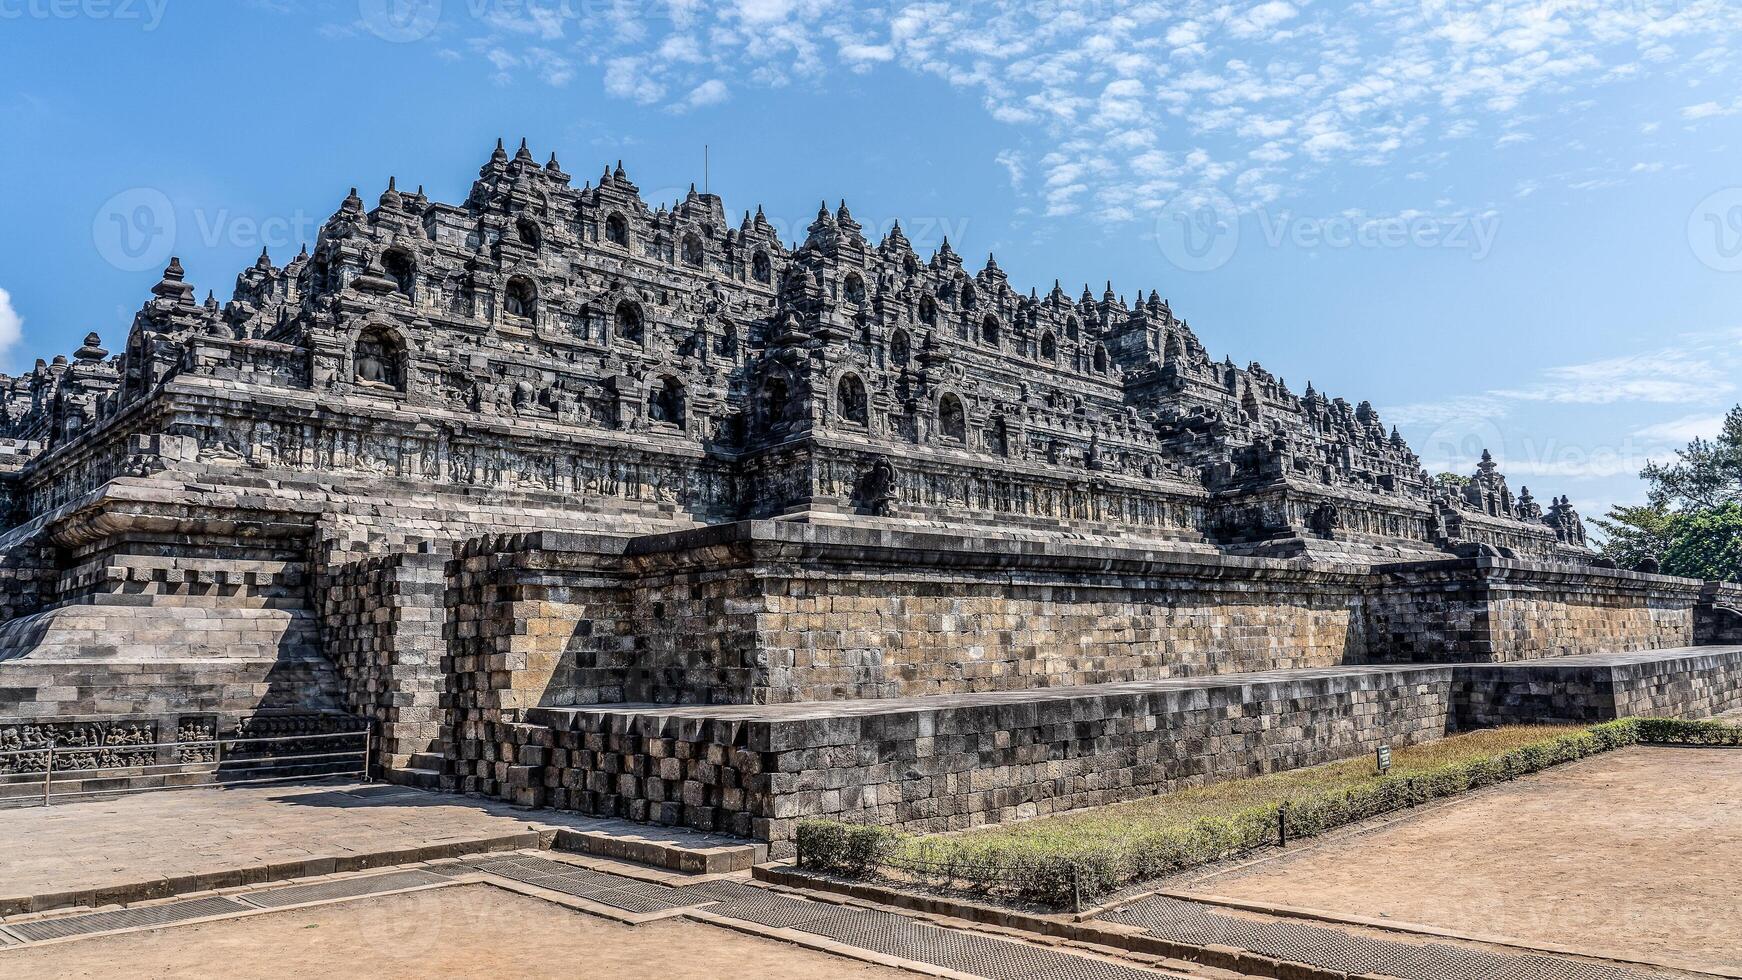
4, 0, 1742, 523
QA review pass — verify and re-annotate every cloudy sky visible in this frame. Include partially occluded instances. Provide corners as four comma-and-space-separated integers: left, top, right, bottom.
4, 0, 1742, 521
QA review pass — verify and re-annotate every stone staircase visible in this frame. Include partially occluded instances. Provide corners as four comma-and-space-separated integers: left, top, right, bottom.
380, 743, 447, 790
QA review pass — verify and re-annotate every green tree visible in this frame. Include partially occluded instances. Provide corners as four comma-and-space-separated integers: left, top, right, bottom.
1640, 405, 1742, 510
1432, 472, 1470, 497
1591, 503, 1677, 570
1660, 504, 1742, 583
1597, 406, 1742, 581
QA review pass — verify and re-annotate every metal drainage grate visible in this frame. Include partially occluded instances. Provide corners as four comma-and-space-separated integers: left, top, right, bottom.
1365, 941, 1512, 980
708, 893, 838, 931
800, 905, 1158, 980
456, 854, 716, 914
1477, 956, 1660, 980
1103, 895, 1667, 980
673, 879, 770, 904
575, 883, 701, 915
1247, 919, 1433, 975
709, 895, 1162, 980
6, 897, 250, 942
240, 869, 447, 909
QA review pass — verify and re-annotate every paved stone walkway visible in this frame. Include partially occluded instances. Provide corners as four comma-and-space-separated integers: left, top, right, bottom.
0, 781, 750, 912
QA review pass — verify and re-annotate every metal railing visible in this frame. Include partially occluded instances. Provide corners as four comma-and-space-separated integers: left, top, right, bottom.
0, 729, 371, 807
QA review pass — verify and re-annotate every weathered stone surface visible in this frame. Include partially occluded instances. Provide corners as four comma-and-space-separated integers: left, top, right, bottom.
510, 664, 1456, 849
0, 141, 1727, 847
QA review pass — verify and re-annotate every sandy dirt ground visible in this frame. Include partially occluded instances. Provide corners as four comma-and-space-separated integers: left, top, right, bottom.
0, 885, 913, 980
1184, 746, 1742, 971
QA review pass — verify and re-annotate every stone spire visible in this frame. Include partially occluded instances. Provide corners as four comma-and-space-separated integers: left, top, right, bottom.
74, 332, 107, 362
152, 257, 195, 305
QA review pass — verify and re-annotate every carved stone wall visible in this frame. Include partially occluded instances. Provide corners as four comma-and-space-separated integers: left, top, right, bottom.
0, 141, 1597, 567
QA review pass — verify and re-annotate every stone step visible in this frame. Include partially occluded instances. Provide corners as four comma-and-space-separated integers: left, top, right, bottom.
408, 752, 446, 771
380, 766, 442, 791
547, 819, 767, 874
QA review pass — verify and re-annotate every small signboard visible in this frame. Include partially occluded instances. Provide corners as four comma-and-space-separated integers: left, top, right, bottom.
1376, 745, 1392, 774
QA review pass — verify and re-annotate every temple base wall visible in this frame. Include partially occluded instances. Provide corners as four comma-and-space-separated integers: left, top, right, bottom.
446, 523, 1376, 709
1364, 558, 1700, 663
482, 665, 1456, 850
1455, 646, 1742, 727
449, 647, 1742, 853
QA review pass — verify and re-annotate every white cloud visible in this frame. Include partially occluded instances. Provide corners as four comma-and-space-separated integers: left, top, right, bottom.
603, 56, 664, 104
839, 42, 894, 66
674, 79, 730, 112
1225, 1, 1297, 40
0, 289, 22, 361
1492, 346, 1733, 405
422, 0, 1742, 223
1636, 413, 1727, 444
1681, 100, 1734, 119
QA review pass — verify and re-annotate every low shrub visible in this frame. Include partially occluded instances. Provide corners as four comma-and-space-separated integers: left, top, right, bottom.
793, 717, 1738, 909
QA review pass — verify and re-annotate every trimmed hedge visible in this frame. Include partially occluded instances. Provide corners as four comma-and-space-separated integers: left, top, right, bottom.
795, 717, 1739, 909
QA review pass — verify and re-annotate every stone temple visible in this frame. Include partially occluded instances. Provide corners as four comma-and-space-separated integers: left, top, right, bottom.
0, 140, 1738, 851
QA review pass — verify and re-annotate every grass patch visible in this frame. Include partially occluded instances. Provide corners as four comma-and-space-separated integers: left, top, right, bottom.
947, 725, 1582, 852
796, 718, 1742, 909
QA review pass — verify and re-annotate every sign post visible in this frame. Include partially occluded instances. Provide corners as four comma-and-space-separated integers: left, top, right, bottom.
1376, 745, 1392, 774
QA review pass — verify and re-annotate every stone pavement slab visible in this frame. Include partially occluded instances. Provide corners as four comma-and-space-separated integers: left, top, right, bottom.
0, 780, 759, 915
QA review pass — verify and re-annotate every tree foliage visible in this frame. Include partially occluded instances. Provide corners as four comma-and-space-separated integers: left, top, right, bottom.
1590, 503, 1676, 571
1660, 504, 1742, 583
1432, 472, 1470, 496
1597, 406, 1742, 581
1640, 405, 1742, 511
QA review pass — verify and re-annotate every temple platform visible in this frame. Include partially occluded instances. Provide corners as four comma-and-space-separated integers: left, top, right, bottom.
465, 647, 1742, 856
1456, 644, 1742, 726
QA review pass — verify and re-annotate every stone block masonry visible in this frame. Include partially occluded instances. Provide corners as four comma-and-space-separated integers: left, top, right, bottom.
507, 664, 1455, 853
443, 521, 1376, 711
1698, 583, 1742, 646
0, 139, 1734, 854
318, 550, 447, 769
437, 522, 1742, 850
1364, 558, 1700, 663
1457, 646, 1742, 727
